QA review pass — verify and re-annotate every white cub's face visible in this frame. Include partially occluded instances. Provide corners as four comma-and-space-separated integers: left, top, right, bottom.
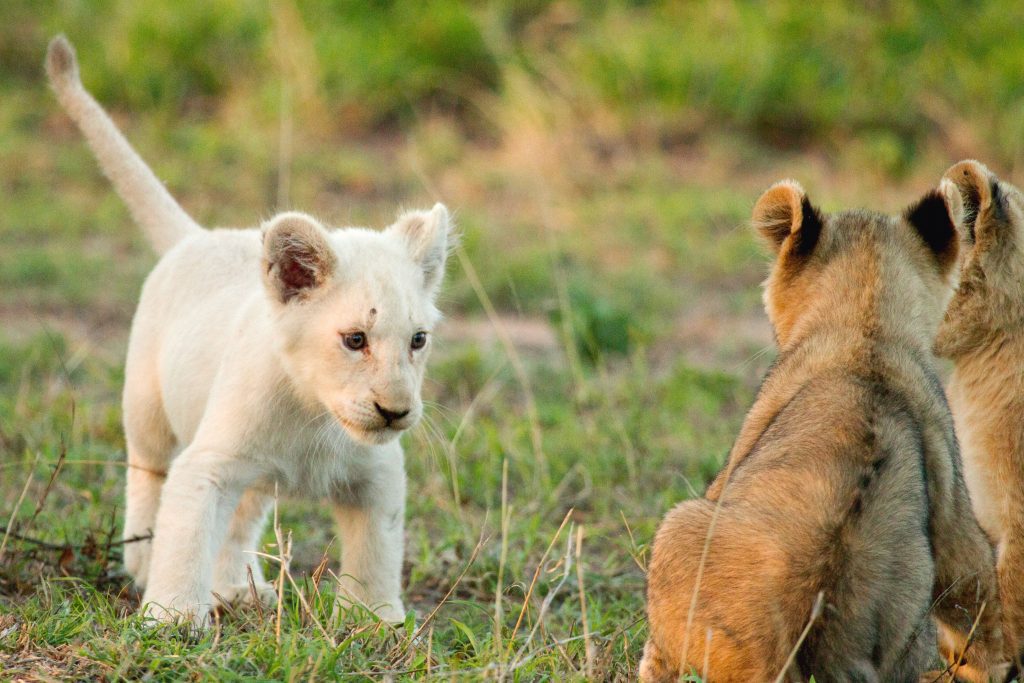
313, 257, 438, 444
261, 205, 451, 445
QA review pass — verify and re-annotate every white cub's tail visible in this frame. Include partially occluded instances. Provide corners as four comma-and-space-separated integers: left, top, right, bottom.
45, 35, 202, 255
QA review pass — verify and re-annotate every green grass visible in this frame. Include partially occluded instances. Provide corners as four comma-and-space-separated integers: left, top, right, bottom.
3, 1, 1023, 680
0, 330, 746, 680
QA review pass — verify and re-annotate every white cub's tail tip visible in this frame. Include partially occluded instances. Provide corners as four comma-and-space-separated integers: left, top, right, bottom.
45, 35, 80, 90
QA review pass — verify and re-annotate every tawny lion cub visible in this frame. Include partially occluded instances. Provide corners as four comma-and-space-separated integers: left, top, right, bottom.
936, 160, 1024, 671
46, 36, 453, 626
641, 182, 1001, 682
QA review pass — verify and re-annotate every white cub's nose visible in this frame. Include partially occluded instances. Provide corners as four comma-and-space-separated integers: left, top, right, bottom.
374, 403, 410, 424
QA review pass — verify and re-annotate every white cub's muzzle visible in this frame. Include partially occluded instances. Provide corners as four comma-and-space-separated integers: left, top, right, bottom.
332, 397, 422, 445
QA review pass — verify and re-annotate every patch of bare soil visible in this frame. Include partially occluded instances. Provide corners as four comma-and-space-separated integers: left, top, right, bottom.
0, 305, 130, 365
436, 316, 559, 352
0, 302, 774, 380
668, 299, 774, 378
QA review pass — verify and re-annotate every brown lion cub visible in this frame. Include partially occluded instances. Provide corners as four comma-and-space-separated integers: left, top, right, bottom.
936, 160, 1024, 673
640, 181, 1002, 682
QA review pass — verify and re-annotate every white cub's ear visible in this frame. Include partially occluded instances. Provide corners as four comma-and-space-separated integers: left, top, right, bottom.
387, 203, 453, 294
262, 212, 337, 304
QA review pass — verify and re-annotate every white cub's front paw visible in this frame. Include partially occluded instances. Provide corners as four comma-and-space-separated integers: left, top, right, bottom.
140, 596, 210, 629
372, 601, 408, 625
212, 581, 278, 609
335, 593, 407, 624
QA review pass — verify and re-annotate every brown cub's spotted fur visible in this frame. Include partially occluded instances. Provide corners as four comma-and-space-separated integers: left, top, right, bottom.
640, 181, 1001, 683
936, 159, 1024, 676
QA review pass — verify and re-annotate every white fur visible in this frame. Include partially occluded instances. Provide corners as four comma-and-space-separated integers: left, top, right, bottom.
46, 36, 452, 626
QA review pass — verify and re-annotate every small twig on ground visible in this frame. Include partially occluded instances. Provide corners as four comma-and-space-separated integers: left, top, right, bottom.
0, 527, 151, 553
58, 459, 167, 475
0, 459, 163, 475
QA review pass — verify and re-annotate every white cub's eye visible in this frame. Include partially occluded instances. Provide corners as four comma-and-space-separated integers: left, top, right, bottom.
411, 331, 428, 350
342, 332, 367, 351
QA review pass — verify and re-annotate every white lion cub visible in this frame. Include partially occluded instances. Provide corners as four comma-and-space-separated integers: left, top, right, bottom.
45, 36, 453, 626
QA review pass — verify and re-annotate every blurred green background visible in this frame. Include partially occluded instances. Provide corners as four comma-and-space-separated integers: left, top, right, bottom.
2, 1, 1023, 679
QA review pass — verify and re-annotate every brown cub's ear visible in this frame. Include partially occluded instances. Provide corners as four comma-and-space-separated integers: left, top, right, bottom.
942, 159, 1004, 244
903, 181, 961, 268
262, 212, 337, 304
752, 180, 823, 255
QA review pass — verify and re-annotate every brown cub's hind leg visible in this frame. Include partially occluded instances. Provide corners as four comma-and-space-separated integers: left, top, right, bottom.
639, 640, 679, 683
920, 416, 1002, 680
930, 513, 1003, 683
998, 532, 1024, 674
642, 498, 781, 683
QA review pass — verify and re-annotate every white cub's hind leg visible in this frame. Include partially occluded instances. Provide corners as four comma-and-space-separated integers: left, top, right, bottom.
211, 488, 275, 608
123, 452, 167, 590
121, 380, 176, 592
332, 461, 407, 623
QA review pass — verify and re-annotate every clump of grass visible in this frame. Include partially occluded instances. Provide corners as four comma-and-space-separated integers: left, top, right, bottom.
550, 277, 650, 365
0, 319, 742, 679
13, 0, 1024, 166
552, 1, 1024, 168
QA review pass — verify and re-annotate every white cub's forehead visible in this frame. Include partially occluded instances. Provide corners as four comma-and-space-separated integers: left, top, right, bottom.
327, 228, 440, 331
